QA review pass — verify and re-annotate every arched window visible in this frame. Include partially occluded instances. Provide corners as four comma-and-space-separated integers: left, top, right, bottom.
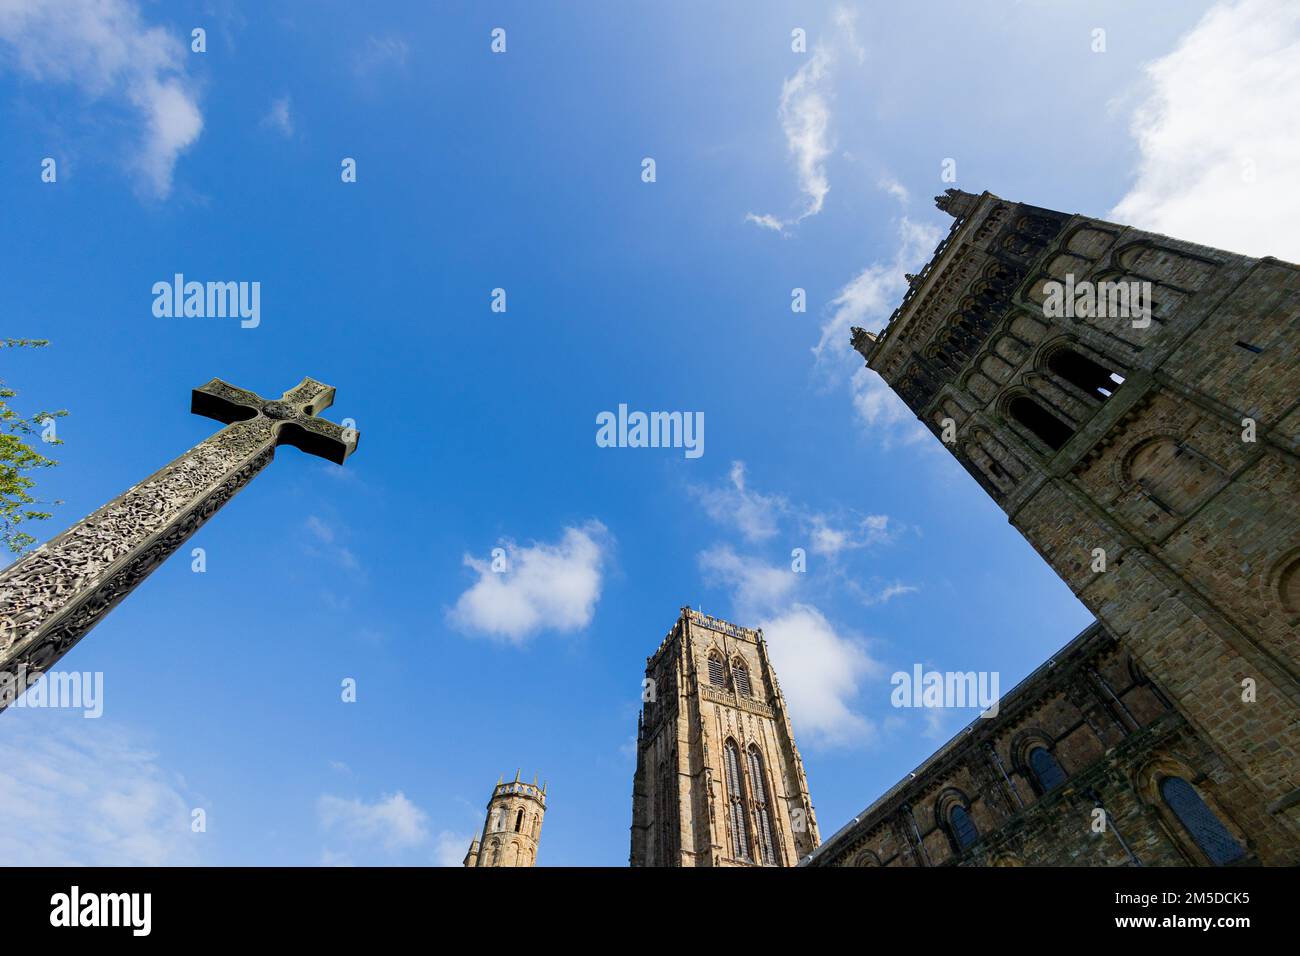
493, 808, 505, 831
1159, 777, 1246, 865
733, 659, 752, 697
707, 654, 726, 688
1048, 347, 1125, 402
1127, 437, 1223, 516
948, 804, 979, 851
1009, 396, 1074, 451
514, 808, 524, 833
532, 813, 540, 839
488, 840, 500, 865
746, 745, 776, 865
1028, 746, 1067, 792
723, 739, 750, 862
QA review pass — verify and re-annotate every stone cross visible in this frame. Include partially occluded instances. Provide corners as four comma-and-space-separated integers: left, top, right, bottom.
0, 377, 359, 712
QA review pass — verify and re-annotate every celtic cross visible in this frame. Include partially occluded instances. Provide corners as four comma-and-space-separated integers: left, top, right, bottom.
0, 377, 359, 711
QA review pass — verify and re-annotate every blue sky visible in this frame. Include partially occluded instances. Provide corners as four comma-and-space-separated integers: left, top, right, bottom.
1, 0, 1295, 865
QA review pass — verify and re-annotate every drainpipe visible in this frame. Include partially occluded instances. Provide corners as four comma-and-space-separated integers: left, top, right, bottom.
1087, 788, 1141, 867
900, 802, 932, 867
985, 743, 1025, 811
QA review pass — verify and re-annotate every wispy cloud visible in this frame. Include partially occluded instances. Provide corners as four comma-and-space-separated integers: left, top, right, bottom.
689, 461, 787, 543
304, 515, 359, 571
434, 829, 474, 867
1111, 0, 1300, 261
261, 95, 293, 138
448, 521, 610, 643
0, 714, 199, 865
746, 7, 865, 233
352, 35, 410, 75
698, 545, 797, 619
0, 0, 203, 198
807, 513, 897, 557
851, 579, 920, 607
318, 790, 429, 852
816, 196, 942, 446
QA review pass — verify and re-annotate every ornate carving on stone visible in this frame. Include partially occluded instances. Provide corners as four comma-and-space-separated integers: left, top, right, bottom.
700, 683, 775, 719
0, 377, 359, 710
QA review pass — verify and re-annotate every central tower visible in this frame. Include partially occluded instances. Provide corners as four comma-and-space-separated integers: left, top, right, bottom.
630, 608, 820, 866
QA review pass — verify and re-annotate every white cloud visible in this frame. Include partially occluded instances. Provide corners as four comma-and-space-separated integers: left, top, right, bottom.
353, 35, 409, 75
746, 7, 865, 232
261, 95, 293, 138
448, 521, 609, 643
817, 211, 942, 446
304, 515, 359, 571
878, 176, 910, 204
698, 545, 797, 619
777, 47, 833, 221
815, 215, 941, 364
690, 461, 787, 543
0, 0, 202, 197
758, 604, 881, 748
807, 512, 897, 557
744, 211, 786, 233
318, 791, 429, 852
1111, 0, 1300, 261
853, 580, 919, 607
434, 829, 474, 867
0, 713, 199, 865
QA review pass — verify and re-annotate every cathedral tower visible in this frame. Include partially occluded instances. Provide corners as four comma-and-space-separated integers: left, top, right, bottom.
463, 771, 547, 867
853, 189, 1300, 862
630, 608, 820, 866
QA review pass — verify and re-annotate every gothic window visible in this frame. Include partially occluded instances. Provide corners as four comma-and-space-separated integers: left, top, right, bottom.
1009, 395, 1074, 452
724, 739, 751, 862
1028, 746, 1068, 793
514, 808, 524, 833
707, 654, 726, 688
1159, 777, 1246, 865
656, 762, 674, 865
948, 804, 979, 851
1048, 347, 1125, 402
733, 659, 752, 697
746, 745, 777, 865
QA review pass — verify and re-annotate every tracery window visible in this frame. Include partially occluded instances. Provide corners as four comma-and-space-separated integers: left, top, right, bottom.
723, 739, 750, 861
707, 654, 726, 688
746, 745, 776, 865
733, 659, 752, 697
